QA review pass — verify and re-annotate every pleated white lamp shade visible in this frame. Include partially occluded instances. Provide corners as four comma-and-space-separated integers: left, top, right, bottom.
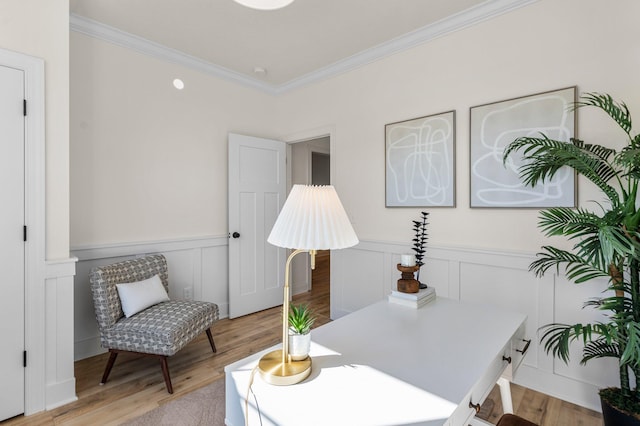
267, 185, 359, 250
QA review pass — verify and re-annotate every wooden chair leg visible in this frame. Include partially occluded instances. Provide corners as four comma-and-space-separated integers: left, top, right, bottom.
206, 328, 217, 353
100, 350, 118, 385
159, 356, 173, 394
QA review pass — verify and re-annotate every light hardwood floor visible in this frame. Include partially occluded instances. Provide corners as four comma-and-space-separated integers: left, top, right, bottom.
2, 253, 602, 425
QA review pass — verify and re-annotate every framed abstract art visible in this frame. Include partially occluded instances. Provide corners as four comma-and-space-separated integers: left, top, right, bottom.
469, 86, 577, 208
385, 110, 456, 207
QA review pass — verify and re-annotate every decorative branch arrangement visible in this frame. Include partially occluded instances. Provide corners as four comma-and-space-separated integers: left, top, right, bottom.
412, 211, 429, 288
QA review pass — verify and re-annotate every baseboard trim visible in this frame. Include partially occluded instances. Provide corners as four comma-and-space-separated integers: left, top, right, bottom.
514, 364, 602, 412
74, 336, 105, 362
45, 378, 78, 411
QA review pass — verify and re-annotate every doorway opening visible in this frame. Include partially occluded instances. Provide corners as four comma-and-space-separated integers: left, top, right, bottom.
311, 150, 330, 296
290, 136, 330, 300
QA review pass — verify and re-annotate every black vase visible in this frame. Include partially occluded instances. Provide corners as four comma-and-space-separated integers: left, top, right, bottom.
601, 394, 640, 426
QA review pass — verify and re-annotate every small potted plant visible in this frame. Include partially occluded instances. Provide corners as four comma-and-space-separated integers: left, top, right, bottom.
288, 303, 316, 361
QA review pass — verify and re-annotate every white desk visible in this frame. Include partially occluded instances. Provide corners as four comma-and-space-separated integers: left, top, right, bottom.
225, 297, 528, 426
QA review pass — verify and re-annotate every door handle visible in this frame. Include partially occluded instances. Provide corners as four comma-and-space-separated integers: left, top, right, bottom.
231, 232, 240, 238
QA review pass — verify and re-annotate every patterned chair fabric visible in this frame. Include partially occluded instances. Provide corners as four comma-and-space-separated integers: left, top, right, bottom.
101, 299, 217, 356
89, 254, 219, 392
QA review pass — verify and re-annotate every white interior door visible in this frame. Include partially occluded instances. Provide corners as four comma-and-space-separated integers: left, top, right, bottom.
0, 64, 26, 420
228, 133, 286, 318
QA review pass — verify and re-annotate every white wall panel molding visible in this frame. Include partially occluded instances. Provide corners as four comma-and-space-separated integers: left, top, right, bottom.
46, 257, 78, 278
44, 258, 78, 410
72, 236, 229, 361
332, 240, 613, 412
71, 235, 612, 411
71, 235, 226, 261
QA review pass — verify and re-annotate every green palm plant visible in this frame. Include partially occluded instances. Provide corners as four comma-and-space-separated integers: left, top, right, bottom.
503, 93, 640, 420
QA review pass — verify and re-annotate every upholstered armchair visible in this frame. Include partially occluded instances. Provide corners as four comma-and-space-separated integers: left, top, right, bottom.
89, 254, 219, 393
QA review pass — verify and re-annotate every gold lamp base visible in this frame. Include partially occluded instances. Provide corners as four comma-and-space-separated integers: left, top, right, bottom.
258, 350, 312, 386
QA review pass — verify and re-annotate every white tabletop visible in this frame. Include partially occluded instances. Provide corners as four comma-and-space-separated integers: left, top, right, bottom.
225, 297, 526, 426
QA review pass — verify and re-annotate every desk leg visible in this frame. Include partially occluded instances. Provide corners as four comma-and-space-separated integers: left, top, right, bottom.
497, 377, 514, 414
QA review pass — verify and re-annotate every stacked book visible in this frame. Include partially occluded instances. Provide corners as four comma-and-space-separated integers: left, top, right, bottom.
388, 286, 436, 308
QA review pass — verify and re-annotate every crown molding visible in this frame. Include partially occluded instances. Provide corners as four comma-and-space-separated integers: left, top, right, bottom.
70, 0, 537, 96
69, 14, 276, 94
273, 0, 538, 94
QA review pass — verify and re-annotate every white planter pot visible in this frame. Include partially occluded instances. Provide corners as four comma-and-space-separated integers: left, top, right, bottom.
288, 331, 311, 361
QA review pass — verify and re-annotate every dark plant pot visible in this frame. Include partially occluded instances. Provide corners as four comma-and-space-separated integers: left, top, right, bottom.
601, 390, 640, 426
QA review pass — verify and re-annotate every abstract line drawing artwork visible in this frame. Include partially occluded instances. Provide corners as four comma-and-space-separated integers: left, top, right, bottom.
385, 110, 455, 207
470, 86, 576, 208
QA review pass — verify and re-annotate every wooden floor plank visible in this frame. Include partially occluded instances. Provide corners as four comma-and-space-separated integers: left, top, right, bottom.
2, 254, 602, 425
517, 386, 551, 424
555, 400, 604, 426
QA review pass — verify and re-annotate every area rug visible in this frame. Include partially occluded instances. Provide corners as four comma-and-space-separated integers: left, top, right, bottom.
122, 379, 225, 426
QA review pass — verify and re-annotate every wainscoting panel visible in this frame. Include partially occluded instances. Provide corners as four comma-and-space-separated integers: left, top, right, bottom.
422, 257, 451, 298
71, 236, 615, 412
74, 254, 131, 360
330, 247, 386, 318
71, 236, 228, 361
201, 245, 230, 308
459, 262, 540, 369
330, 241, 614, 412
551, 274, 618, 388
45, 257, 78, 410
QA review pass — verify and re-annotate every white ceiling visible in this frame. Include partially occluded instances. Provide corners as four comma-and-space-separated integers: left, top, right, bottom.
69, 0, 535, 93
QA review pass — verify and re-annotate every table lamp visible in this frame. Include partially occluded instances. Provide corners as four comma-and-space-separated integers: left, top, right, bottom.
258, 185, 358, 385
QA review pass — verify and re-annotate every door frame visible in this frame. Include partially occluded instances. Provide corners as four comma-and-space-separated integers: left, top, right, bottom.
0, 48, 46, 415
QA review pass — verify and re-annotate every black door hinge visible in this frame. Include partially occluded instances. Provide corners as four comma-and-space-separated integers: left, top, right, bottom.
23, 99, 27, 116
23, 226, 27, 242
23, 351, 27, 367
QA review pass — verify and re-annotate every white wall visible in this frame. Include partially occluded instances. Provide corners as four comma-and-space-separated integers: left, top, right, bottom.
68, 0, 640, 413
0, 0, 70, 259
70, 0, 640, 253
273, 0, 639, 410
70, 32, 280, 246
276, 0, 640, 254
69, 31, 284, 365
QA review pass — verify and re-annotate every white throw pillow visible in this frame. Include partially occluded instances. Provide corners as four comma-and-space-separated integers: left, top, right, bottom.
116, 274, 170, 318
